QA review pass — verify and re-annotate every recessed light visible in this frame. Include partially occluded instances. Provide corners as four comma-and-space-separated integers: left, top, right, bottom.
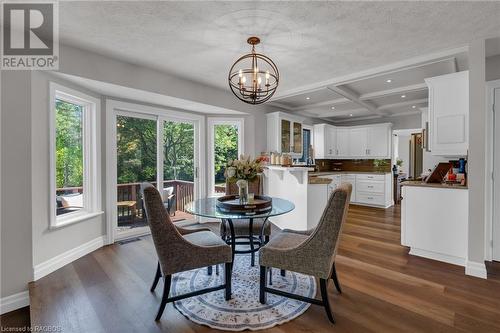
412, 105, 416, 109
331, 106, 335, 110
401, 94, 406, 98
306, 97, 310, 100
349, 113, 353, 117
386, 79, 392, 83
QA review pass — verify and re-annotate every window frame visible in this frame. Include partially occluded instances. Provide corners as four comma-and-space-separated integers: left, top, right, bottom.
207, 118, 244, 197
49, 83, 102, 228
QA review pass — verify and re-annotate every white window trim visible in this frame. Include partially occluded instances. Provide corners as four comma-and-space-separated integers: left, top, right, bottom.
49, 82, 103, 229
207, 117, 244, 197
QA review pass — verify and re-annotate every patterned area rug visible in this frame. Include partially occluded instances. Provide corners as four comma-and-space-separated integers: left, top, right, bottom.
171, 253, 316, 331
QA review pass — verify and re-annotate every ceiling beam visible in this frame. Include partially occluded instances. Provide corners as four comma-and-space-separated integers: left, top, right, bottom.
359, 83, 427, 101
376, 98, 428, 111
313, 107, 368, 117
272, 46, 467, 100
327, 86, 388, 116
290, 97, 351, 112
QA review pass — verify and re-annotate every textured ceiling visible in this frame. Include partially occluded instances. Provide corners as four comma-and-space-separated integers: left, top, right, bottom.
59, 1, 500, 95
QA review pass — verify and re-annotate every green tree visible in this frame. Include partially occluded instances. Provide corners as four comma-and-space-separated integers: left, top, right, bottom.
163, 121, 194, 181
55, 100, 83, 188
214, 124, 238, 184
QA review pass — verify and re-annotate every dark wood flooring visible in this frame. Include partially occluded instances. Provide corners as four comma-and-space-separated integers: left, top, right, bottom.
4, 204, 500, 332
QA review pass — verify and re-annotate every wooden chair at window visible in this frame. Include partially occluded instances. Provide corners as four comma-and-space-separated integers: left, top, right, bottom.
219, 174, 271, 266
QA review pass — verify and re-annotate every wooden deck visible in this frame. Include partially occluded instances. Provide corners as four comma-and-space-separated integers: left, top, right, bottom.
6, 205, 500, 332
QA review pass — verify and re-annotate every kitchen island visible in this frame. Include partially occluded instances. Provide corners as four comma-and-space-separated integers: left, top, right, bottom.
401, 181, 470, 269
263, 166, 393, 231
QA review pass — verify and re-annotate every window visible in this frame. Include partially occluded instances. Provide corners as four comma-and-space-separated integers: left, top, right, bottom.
50, 83, 102, 227
207, 118, 244, 196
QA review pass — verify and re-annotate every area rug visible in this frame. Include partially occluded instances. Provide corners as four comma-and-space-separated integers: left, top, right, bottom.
170, 253, 316, 331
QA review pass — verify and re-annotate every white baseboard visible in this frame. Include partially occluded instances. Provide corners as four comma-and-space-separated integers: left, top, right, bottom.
465, 260, 488, 279
0, 291, 29, 315
33, 236, 105, 281
409, 248, 466, 266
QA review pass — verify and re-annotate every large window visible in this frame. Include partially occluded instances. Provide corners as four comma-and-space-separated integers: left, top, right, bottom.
50, 83, 102, 227
208, 118, 244, 196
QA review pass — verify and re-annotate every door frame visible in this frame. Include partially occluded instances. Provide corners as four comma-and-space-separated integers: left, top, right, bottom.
206, 117, 244, 197
486, 79, 500, 261
105, 100, 205, 244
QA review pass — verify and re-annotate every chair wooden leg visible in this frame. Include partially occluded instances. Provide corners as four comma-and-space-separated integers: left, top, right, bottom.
207, 266, 213, 275
331, 262, 342, 294
268, 267, 273, 285
249, 218, 255, 267
320, 279, 335, 324
150, 262, 161, 292
280, 269, 286, 277
155, 275, 172, 321
265, 235, 270, 243
216, 264, 219, 275
259, 266, 267, 304
225, 262, 232, 301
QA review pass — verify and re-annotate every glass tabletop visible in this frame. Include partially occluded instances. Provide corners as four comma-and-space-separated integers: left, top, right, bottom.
185, 197, 295, 220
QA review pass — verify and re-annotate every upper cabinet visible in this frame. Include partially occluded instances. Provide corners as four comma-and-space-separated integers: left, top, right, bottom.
267, 112, 304, 157
314, 123, 392, 159
425, 71, 469, 156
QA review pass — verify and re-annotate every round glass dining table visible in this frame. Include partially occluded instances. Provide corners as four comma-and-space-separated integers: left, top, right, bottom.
185, 197, 295, 264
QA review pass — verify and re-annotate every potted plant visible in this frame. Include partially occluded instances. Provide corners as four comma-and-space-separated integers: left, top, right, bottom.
396, 158, 404, 173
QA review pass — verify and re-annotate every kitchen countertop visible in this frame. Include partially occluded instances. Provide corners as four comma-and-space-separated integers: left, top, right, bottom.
265, 166, 315, 172
309, 171, 391, 176
308, 177, 332, 184
401, 180, 468, 190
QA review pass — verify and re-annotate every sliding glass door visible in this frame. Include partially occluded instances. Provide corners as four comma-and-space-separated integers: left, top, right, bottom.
110, 103, 202, 241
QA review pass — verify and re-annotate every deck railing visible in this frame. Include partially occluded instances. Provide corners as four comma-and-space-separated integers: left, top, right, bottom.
57, 180, 228, 224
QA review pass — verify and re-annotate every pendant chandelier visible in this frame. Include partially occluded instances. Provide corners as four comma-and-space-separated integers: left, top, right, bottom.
228, 37, 279, 105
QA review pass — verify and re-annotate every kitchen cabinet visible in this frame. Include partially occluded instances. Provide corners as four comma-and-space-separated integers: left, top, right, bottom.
336, 128, 350, 157
425, 71, 469, 156
401, 185, 468, 266
349, 127, 368, 157
267, 112, 304, 157
313, 123, 392, 159
313, 124, 337, 159
355, 173, 392, 208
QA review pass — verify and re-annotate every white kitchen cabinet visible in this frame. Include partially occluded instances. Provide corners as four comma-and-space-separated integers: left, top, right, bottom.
336, 128, 350, 157
367, 125, 391, 158
349, 127, 368, 157
313, 124, 337, 159
340, 174, 356, 202
267, 112, 304, 157
401, 185, 468, 266
425, 71, 469, 156
355, 173, 392, 208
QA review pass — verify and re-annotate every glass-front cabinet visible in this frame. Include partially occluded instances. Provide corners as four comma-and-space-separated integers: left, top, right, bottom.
267, 112, 304, 157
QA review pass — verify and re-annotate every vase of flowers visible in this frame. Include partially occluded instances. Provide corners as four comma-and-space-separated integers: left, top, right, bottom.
225, 155, 264, 204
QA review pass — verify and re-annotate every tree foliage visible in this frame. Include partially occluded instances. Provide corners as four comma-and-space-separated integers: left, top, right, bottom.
214, 124, 239, 183
55, 100, 83, 188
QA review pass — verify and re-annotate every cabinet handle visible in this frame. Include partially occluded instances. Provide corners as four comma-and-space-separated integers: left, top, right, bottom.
367, 185, 373, 188
367, 197, 373, 200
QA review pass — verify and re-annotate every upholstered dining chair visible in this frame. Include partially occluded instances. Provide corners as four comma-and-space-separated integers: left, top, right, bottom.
219, 174, 271, 266
142, 185, 233, 321
259, 184, 352, 324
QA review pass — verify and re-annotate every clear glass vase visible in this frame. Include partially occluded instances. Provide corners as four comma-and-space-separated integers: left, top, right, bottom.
236, 179, 249, 204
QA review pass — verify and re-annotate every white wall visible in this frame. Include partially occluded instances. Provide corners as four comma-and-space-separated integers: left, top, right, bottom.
31, 71, 106, 266
486, 55, 500, 82
396, 134, 410, 175
1, 71, 33, 298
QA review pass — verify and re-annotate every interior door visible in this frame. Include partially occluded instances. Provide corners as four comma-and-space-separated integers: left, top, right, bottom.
493, 87, 500, 261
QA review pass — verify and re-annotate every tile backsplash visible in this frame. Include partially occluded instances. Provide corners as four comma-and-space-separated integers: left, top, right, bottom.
315, 159, 392, 173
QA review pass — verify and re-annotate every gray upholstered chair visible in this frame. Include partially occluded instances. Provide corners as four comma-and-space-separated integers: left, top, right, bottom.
259, 184, 352, 324
142, 185, 233, 321
219, 174, 271, 266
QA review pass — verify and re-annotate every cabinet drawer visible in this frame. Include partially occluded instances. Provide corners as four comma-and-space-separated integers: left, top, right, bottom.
356, 174, 385, 182
356, 192, 385, 205
357, 181, 384, 194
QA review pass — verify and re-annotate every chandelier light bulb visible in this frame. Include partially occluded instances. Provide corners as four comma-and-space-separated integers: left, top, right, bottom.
238, 69, 243, 78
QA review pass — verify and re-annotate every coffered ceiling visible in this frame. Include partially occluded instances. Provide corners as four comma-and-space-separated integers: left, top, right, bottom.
57, 1, 500, 121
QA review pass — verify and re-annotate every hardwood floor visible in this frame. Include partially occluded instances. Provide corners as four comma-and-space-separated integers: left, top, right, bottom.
8, 205, 500, 332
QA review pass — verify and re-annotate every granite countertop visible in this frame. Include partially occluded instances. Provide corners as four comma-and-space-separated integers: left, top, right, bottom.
401, 180, 468, 190
308, 177, 333, 184
309, 171, 391, 176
